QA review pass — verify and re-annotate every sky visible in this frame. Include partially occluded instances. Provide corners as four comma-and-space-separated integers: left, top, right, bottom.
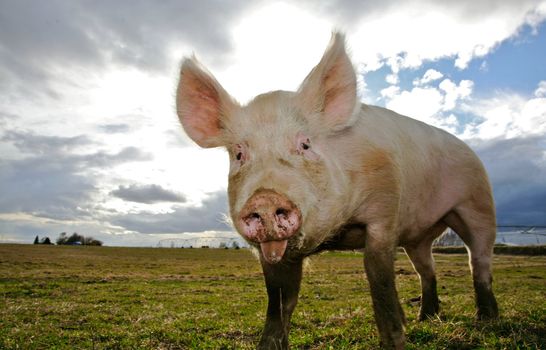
0, 0, 545, 246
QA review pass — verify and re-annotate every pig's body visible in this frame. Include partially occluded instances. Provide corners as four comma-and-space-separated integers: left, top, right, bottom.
176, 33, 498, 349
321, 103, 494, 250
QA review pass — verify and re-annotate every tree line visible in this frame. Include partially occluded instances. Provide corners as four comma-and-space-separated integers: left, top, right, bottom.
33, 232, 103, 246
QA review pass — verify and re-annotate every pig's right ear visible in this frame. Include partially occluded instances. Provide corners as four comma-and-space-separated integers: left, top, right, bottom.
297, 32, 359, 132
176, 57, 239, 148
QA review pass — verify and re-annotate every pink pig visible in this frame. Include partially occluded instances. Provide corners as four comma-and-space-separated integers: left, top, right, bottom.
176, 33, 498, 349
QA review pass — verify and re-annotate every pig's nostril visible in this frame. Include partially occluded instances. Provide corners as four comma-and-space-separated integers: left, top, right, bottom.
275, 208, 288, 217
248, 212, 261, 221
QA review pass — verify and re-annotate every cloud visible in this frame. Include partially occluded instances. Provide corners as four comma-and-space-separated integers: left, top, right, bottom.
473, 136, 546, 225
98, 123, 131, 134
381, 75, 475, 133
439, 79, 473, 111
0, 129, 151, 220
535, 80, 546, 97
386, 86, 444, 121
414, 69, 444, 86
462, 82, 546, 139
380, 85, 400, 99
0, 155, 96, 220
0, 1, 253, 100
111, 184, 186, 204
110, 191, 230, 234
346, 0, 546, 74
2, 130, 93, 156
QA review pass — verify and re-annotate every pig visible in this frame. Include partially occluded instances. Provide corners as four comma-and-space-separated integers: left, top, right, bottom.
175, 32, 499, 349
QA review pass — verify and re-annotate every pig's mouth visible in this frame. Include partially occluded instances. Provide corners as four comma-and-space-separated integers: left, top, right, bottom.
238, 189, 302, 264
259, 239, 289, 264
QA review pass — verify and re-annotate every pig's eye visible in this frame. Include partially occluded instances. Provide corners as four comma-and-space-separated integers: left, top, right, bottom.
233, 143, 248, 168
296, 133, 320, 161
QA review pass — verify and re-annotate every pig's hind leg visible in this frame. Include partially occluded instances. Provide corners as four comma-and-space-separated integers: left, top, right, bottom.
404, 223, 446, 320
443, 202, 499, 320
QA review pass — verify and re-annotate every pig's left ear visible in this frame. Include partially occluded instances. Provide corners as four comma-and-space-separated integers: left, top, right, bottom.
176, 57, 240, 148
297, 32, 359, 131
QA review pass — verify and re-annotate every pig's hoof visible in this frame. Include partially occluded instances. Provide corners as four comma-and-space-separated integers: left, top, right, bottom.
380, 336, 405, 350
258, 335, 288, 350
477, 303, 499, 320
418, 301, 440, 321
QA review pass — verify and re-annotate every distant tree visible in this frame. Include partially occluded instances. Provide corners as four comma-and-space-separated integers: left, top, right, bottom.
40, 237, 53, 245
55, 232, 103, 246
33, 235, 40, 244
85, 238, 103, 246
82, 236, 103, 246
219, 242, 227, 249
56, 232, 68, 245
231, 241, 240, 250
66, 232, 84, 244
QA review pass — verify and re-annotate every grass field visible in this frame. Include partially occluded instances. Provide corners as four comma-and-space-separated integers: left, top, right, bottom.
0, 244, 545, 349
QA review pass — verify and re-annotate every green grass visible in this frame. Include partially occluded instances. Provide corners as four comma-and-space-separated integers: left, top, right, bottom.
1, 244, 545, 349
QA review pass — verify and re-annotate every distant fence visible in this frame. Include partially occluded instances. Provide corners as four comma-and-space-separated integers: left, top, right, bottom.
158, 226, 546, 249
435, 226, 546, 247
157, 235, 249, 249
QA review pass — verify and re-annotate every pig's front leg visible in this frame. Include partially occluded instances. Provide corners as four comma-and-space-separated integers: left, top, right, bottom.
364, 229, 406, 349
258, 256, 303, 350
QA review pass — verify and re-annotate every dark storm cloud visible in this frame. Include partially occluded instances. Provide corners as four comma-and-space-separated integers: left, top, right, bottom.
473, 136, 546, 225
111, 184, 186, 204
0, 129, 151, 220
0, 155, 96, 220
2, 130, 93, 155
2, 130, 150, 165
110, 191, 230, 234
0, 0, 255, 99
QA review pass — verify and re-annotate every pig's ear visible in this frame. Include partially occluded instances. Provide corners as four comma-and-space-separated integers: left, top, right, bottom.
297, 32, 358, 131
176, 57, 239, 148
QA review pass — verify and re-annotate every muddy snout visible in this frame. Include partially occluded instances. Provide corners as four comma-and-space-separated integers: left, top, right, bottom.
239, 189, 302, 264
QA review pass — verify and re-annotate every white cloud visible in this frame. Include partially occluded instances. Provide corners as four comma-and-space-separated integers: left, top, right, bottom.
535, 80, 546, 97
382, 78, 474, 133
462, 83, 546, 139
350, 1, 546, 73
385, 73, 399, 85
414, 69, 444, 86
439, 79, 474, 110
385, 86, 444, 124
380, 85, 400, 99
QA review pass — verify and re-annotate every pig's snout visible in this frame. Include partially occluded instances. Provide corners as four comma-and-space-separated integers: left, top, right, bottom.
239, 189, 301, 264
240, 189, 302, 241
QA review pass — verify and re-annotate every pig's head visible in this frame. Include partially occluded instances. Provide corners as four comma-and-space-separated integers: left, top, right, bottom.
176, 33, 359, 263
